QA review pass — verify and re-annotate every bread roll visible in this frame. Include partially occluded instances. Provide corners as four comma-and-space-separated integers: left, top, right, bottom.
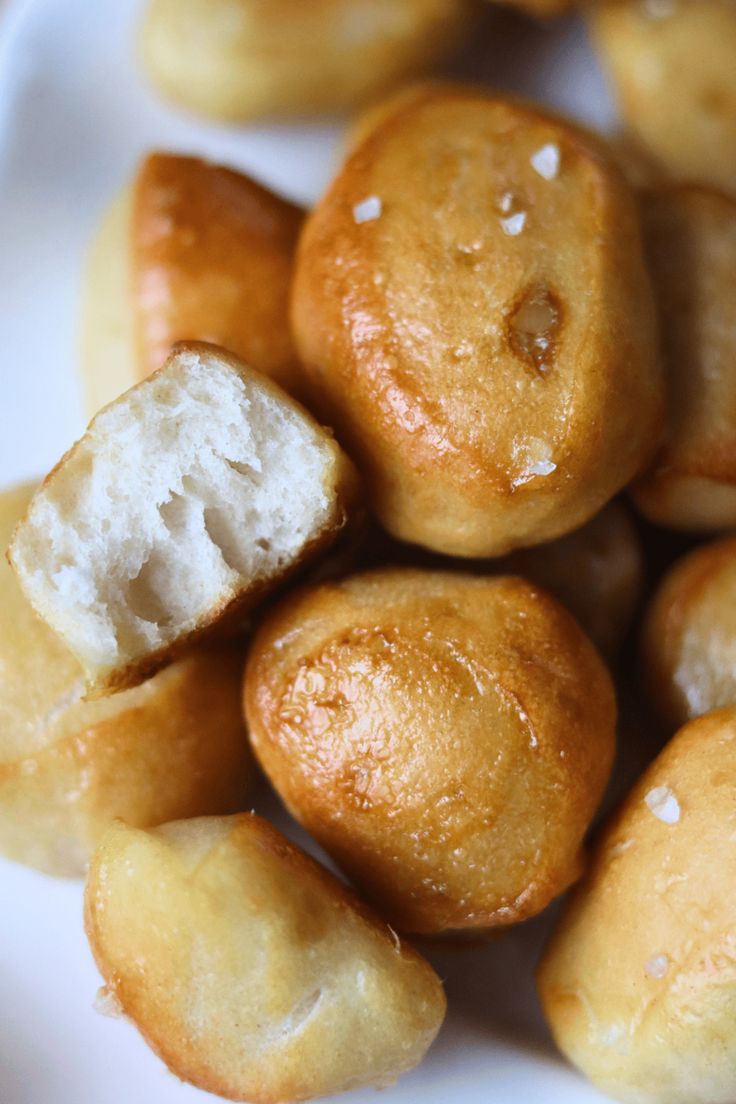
641, 537, 736, 731
293, 85, 662, 557
631, 186, 736, 531
85, 815, 446, 1101
588, 0, 736, 193
538, 707, 736, 1104
139, 0, 473, 122
500, 500, 644, 658
81, 153, 304, 415
245, 568, 616, 936
9, 343, 357, 695
0, 481, 250, 877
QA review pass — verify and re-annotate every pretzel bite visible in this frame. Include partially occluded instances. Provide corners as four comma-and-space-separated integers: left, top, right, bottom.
641, 536, 736, 732
9, 344, 357, 694
139, 0, 474, 122
0, 481, 250, 876
588, 0, 736, 193
85, 815, 445, 1102
631, 186, 736, 531
293, 85, 662, 557
245, 568, 616, 936
538, 707, 736, 1104
500, 500, 644, 658
81, 153, 304, 414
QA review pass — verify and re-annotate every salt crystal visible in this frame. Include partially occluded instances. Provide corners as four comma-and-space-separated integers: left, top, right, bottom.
353, 195, 382, 224
645, 785, 680, 824
528, 458, 556, 476
500, 212, 526, 237
645, 954, 669, 979
94, 986, 124, 1019
499, 191, 514, 213
530, 143, 560, 181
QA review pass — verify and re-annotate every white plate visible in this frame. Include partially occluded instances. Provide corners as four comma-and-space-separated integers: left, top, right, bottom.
0, 3, 616, 1102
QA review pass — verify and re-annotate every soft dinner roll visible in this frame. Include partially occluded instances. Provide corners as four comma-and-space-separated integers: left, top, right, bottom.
139, 0, 474, 122
631, 186, 736, 531
293, 85, 662, 557
641, 537, 736, 732
0, 481, 250, 877
538, 707, 736, 1104
245, 568, 617, 936
499, 500, 644, 658
9, 344, 357, 695
85, 815, 446, 1102
588, 0, 736, 193
81, 153, 304, 415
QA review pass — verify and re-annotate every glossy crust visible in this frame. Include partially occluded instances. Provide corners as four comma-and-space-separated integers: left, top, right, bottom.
588, 0, 736, 193
0, 482, 251, 876
85, 815, 446, 1102
538, 708, 736, 1104
139, 0, 474, 122
80, 154, 304, 415
631, 186, 736, 530
489, 0, 573, 15
10, 343, 359, 696
244, 568, 617, 936
500, 500, 644, 658
292, 85, 662, 557
641, 537, 736, 732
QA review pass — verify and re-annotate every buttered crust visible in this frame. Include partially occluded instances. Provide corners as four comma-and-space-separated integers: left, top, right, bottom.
632, 185, 736, 531
538, 708, 736, 1104
85, 814, 446, 1102
245, 568, 616, 935
80, 154, 304, 415
293, 84, 662, 557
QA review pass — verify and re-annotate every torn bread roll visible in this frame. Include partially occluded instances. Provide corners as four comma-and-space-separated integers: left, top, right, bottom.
538, 707, 736, 1104
293, 84, 662, 557
641, 536, 736, 731
631, 185, 736, 531
0, 481, 250, 877
139, 0, 474, 122
85, 815, 446, 1102
245, 568, 616, 936
9, 343, 357, 695
81, 153, 304, 415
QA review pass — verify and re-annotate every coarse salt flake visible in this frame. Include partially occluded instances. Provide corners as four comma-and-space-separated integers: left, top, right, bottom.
645, 785, 680, 824
94, 986, 124, 1019
645, 954, 669, 979
501, 212, 526, 237
353, 195, 382, 224
530, 143, 560, 181
528, 458, 557, 477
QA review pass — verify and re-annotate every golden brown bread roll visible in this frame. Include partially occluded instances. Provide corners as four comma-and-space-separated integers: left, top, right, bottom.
588, 0, 736, 193
631, 186, 736, 531
85, 815, 446, 1101
293, 84, 663, 557
0, 481, 250, 876
9, 344, 358, 695
500, 500, 644, 658
641, 537, 736, 732
81, 153, 304, 414
244, 568, 617, 936
139, 0, 474, 122
538, 707, 736, 1104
